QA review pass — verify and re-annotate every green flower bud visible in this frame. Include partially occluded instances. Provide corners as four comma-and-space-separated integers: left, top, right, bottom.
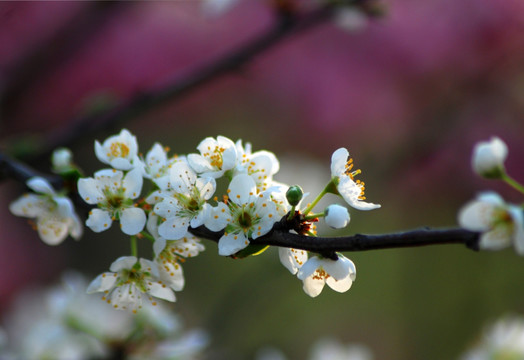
286, 185, 304, 206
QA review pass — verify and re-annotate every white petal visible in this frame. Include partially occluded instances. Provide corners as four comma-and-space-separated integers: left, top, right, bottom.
218, 232, 249, 256
120, 207, 146, 235
297, 257, 322, 280
154, 197, 180, 218
159, 216, 190, 240
153, 236, 167, 257
86, 272, 118, 293
9, 194, 46, 217
94, 140, 107, 164
205, 202, 229, 231
78, 178, 105, 204
479, 226, 512, 250
338, 176, 380, 210
196, 177, 216, 201
110, 256, 138, 272
86, 209, 113, 232
228, 174, 256, 205
69, 214, 83, 240
509, 206, 524, 255
169, 162, 196, 193
27, 177, 55, 195
279, 248, 307, 275
187, 154, 213, 174
148, 282, 176, 302
122, 168, 143, 199
322, 258, 351, 280
109, 158, 133, 171
331, 148, 349, 177
302, 276, 325, 298
326, 275, 353, 293
158, 262, 185, 291
37, 217, 68, 245
221, 145, 237, 171
458, 199, 498, 231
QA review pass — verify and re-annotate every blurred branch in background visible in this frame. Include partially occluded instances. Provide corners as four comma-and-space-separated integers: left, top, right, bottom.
17, 1, 359, 166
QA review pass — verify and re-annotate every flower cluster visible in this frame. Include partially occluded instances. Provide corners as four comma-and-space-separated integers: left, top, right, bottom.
9, 129, 381, 309
0, 272, 207, 360
458, 137, 524, 254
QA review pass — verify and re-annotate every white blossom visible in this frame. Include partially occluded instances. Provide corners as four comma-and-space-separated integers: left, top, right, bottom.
472, 137, 508, 178
458, 192, 524, 254
330, 148, 380, 211
205, 174, 278, 256
87, 256, 176, 313
461, 316, 524, 360
324, 204, 350, 229
187, 135, 237, 178
152, 162, 215, 240
94, 128, 140, 171
78, 168, 146, 235
140, 143, 186, 183
9, 177, 82, 245
297, 254, 356, 298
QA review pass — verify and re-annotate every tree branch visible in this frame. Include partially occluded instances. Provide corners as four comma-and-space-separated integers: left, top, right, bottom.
189, 223, 480, 256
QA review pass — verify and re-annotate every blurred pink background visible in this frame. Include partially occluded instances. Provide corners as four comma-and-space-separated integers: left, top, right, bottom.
1, 1, 524, 359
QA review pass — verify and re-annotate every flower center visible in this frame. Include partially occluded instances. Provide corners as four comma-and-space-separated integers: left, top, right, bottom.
109, 142, 130, 159
204, 147, 225, 168
312, 268, 329, 281
238, 210, 252, 229
344, 157, 366, 200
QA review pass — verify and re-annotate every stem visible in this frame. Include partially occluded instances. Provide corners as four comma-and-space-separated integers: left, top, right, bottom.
304, 212, 324, 220
287, 205, 297, 220
302, 181, 332, 215
130, 236, 138, 258
502, 173, 524, 195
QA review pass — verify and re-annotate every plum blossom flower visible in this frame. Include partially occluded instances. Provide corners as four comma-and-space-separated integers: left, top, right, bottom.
78, 168, 146, 235
9, 177, 82, 245
472, 137, 508, 178
461, 316, 524, 360
205, 174, 278, 256
187, 136, 237, 178
458, 192, 524, 254
95, 129, 140, 171
324, 204, 350, 229
330, 148, 380, 211
279, 248, 308, 275
297, 254, 356, 297
140, 143, 186, 183
152, 162, 215, 240
87, 256, 176, 313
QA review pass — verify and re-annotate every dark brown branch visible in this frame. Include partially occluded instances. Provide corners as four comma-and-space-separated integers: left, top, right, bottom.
0, 152, 61, 188
189, 224, 480, 255
25, 3, 337, 165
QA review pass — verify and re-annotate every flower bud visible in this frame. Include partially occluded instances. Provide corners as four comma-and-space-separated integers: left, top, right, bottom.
286, 185, 304, 206
324, 204, 350, 229
472, 137, 507, 179
52, 148, 74, 173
